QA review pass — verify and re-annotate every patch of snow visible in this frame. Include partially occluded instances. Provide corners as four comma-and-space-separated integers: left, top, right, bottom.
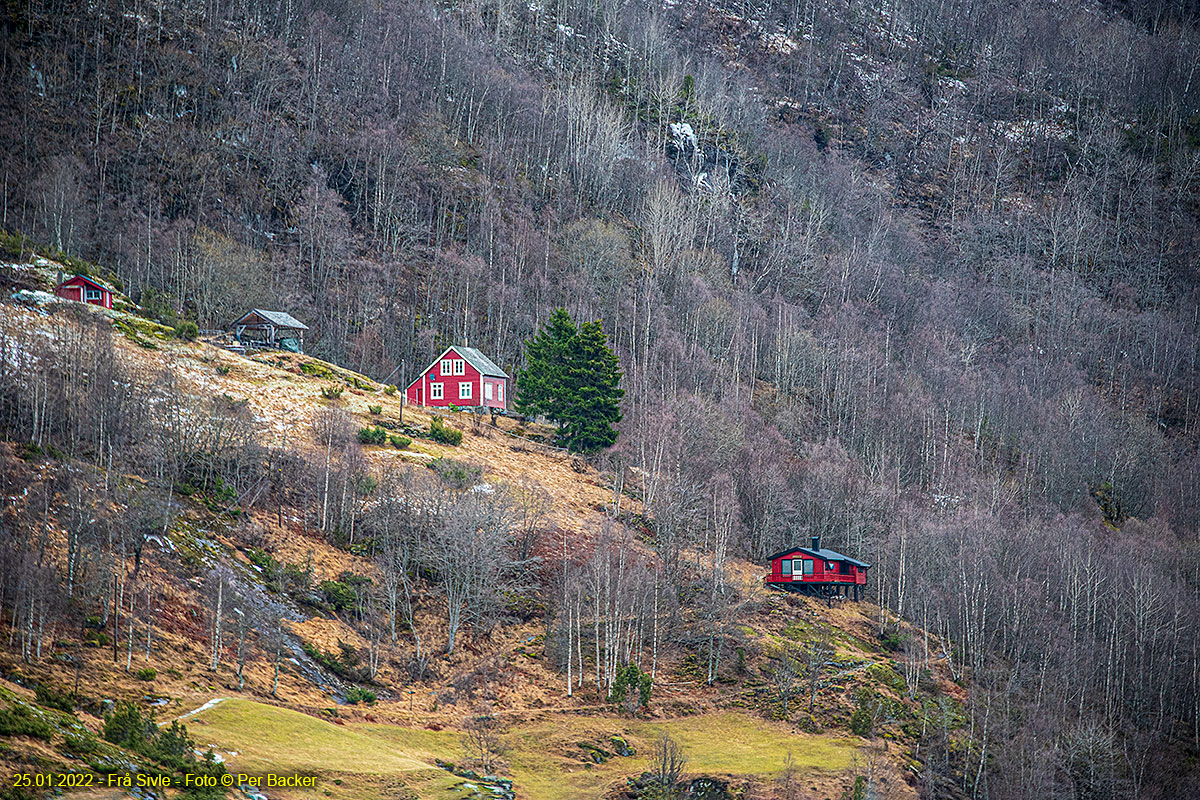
469, 482, 495, 494
174, 697, 227, 722
762, 32, 798, 55
11, 289, 60, 308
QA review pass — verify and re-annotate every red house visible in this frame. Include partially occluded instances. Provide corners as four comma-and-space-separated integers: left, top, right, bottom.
405, 346, 509, 410
766, 536, 871, 602
54, 275, 113, 309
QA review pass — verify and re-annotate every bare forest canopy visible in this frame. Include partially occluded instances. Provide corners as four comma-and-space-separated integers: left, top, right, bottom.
2, 0, 1200, 797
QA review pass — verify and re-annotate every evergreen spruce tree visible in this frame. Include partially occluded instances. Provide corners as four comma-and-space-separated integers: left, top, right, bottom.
515, 308, 577, 424
560, 320, 623, 453
516, 309, 623, 453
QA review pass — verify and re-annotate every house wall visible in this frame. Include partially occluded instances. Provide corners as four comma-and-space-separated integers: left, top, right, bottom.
406, 348, 508, 410
408, 348, 482, 407
766, 551, 865, 584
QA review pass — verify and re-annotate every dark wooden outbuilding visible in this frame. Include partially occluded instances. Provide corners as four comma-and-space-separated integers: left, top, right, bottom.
230, 309, 308, 353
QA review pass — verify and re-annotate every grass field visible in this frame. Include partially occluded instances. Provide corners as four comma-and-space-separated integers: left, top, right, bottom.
189, 699, 859, 800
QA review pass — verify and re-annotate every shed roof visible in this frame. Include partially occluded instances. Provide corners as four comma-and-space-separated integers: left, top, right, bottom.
58, 274, 113, 293
232, 309, 309, 330
766, 546, 871, 569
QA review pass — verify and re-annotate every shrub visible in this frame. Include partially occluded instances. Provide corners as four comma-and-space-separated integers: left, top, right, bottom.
35, 683, 75, 712
368, 404, 382, 415
173, 321, 199, 341
321, 385, 344, 400
103, 701, 157, 750
849, 706, 872, 737
216, 364, 231, 375
0, 704, 54, 740
608, 663, 652, 713
64, 728, 98, 753
84, 630, 111, 648
136, 667, 157, 682
319, 579, 355, 612
429, 417, 463, 445
383, 385, 397, 395
389, 434, 411, 449
344, 687, 376, 705
429, 458, 480, 489
357, 426, 388, 445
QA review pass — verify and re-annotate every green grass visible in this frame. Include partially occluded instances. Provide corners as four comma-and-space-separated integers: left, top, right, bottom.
191, 700, 858, 800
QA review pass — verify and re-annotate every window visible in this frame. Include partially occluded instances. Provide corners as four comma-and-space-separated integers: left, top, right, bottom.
431, 382, 443, 400
780, 559, 792, 576
485, 383, 493, 400
498, 384, 503, 402
459, 382, 472, 400
802, 560, 814, 575
84, 288, 102, 301
441, 359, 453, 375
454, 360, 465, 375
826, 561, 836, 571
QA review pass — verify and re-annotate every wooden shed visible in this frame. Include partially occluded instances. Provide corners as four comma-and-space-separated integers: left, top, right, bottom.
230, 309, 308, 353
54, 275, 113, 309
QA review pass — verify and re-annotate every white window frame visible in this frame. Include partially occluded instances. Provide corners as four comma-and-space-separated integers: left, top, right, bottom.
440, 359, 453, 375
454, 360, 465, 375
485, 383, 493, 400
84, 288, 102, 301
430, 382, 444, 400
498, 384, 504, 402
459, 382, 472, 400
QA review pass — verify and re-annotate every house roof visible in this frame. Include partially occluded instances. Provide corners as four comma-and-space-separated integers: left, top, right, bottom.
454, 346, 508, 378
231, 309, 309, 330
58, 274, 112, 293
766, 546, 871, 569
407, 346, 508, 386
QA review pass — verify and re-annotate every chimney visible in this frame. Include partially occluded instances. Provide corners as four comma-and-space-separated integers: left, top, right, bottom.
811, 535, 820, 552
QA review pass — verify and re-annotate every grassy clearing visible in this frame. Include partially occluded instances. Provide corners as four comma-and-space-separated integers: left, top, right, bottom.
191, 700, 858, 800
188, 699, 458, 799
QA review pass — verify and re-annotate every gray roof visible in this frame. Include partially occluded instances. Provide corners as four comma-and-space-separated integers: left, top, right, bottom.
454, 346, 508, 378
232, 309, 309, 330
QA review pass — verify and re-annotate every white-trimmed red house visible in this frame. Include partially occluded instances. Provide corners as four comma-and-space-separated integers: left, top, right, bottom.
406, 346, 509, 410
54, 275, 113, 309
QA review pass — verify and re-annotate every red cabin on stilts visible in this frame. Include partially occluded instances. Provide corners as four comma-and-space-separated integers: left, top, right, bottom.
765, 536, 871, 603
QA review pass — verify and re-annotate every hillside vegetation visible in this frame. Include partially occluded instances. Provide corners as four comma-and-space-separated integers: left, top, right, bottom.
2, 0, 1200, 797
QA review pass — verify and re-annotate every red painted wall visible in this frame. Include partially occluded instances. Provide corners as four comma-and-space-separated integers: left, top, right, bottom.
54, 277, 112, 309
766, 551, 867, 585
405, 347, 508, 410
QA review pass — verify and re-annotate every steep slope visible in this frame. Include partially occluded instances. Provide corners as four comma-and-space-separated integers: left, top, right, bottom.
0, 288, 950, 799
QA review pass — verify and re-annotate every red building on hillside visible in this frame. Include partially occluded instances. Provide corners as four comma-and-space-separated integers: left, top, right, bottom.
405, 346, 509, 410
54, 275, 113, 309
766, 536, 871, 602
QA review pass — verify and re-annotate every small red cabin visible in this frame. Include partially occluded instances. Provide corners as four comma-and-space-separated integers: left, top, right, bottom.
54, 275, 113, 309
405, 346, 509, 410
766, 536, 871, 602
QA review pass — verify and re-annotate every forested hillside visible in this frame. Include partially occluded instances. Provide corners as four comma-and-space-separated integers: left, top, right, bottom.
2, 0, 1200, 797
